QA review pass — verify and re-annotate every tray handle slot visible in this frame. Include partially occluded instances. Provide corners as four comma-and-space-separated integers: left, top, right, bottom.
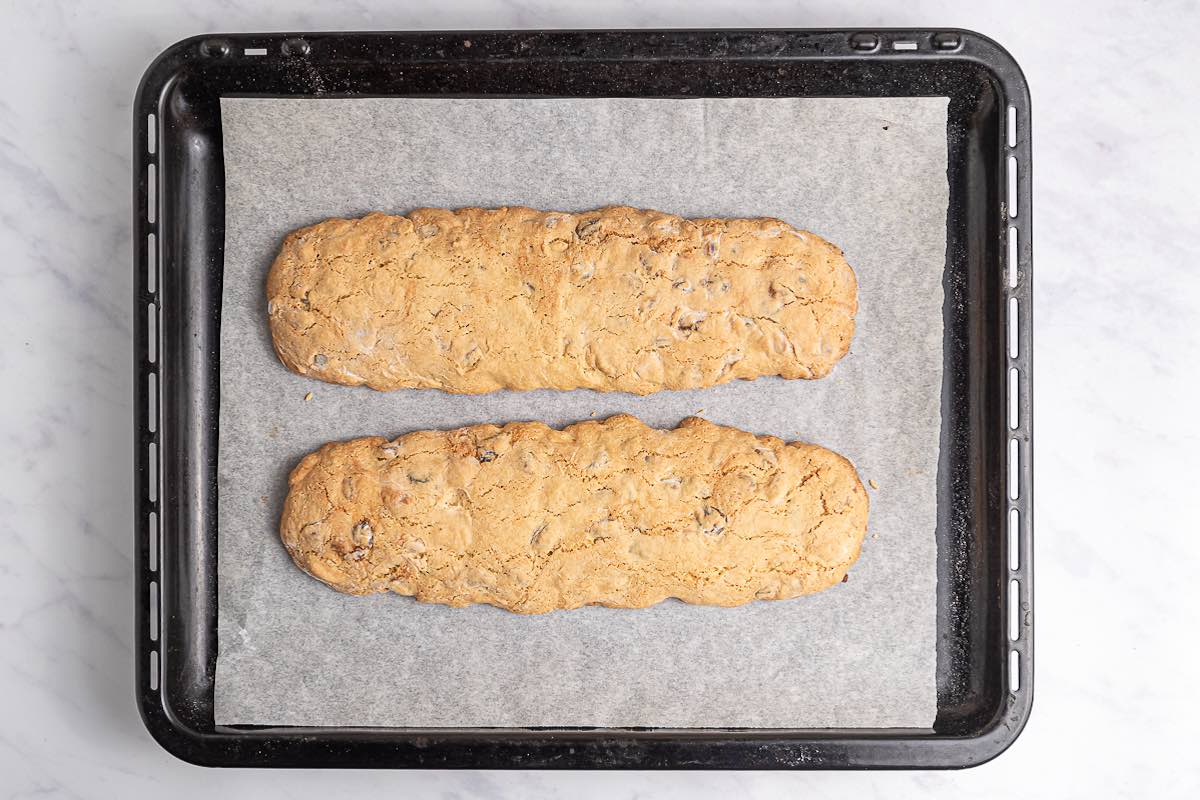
1007, 227, 1018, 288
1006, 156, 1019, 218
1008, 367, 1019, 429
1008, 508, 1020, 571
149, 510, 158, 572
147, 233, 156, 294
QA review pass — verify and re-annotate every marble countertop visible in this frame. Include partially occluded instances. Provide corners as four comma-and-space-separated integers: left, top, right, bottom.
2, 0, 1197, 797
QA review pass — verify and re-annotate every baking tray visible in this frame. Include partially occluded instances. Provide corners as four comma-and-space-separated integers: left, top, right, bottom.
133, 29, 1033, 769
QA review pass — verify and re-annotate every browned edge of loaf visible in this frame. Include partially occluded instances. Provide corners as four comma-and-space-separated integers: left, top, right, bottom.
266, 205, 858, 395
279, 414, 869, 614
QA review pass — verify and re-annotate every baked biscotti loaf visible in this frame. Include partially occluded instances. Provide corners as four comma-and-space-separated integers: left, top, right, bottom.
280, 414, 868, 614
266, 206, 857, 394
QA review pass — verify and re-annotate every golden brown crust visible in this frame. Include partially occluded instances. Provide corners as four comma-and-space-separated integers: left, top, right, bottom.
279, 415, 869, 614
266, 206, 857, 394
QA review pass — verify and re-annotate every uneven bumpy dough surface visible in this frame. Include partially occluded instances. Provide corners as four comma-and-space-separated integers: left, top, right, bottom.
280, 415, 869, 614
266, 206, 858, 394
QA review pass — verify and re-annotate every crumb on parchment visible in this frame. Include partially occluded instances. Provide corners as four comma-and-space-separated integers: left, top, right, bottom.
869, 479, 879, 490
304, 392, 313, 402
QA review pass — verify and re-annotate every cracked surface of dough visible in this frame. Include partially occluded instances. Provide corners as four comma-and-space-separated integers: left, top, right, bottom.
280, 415, 868, 614
266, 206, 858, 394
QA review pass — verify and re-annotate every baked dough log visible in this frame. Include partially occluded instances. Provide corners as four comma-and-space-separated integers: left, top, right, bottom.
280, 415, 868, 613
266, 206, 857, 394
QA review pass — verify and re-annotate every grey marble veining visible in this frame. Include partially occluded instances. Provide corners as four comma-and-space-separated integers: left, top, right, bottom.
0, 0, 1197, 797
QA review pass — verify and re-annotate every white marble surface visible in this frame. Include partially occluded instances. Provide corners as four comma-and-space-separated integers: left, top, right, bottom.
1, 0, 1197, 796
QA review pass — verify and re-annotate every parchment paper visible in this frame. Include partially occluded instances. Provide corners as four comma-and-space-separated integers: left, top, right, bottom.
215, 97, 947, 728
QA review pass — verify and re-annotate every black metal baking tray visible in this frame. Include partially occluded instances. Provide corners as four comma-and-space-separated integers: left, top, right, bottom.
133, 29, 1032, 769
